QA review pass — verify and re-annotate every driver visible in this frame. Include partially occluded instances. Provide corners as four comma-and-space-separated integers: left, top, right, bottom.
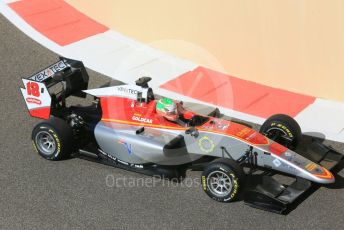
156, 97, 194, 122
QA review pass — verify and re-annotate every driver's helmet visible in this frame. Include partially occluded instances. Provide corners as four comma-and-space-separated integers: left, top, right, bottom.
156, 97, 178, 121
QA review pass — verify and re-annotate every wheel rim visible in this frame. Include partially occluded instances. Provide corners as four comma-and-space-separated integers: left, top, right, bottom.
35, 131, 56, 156
264, 127, 293, 148
207, 171, 233, 197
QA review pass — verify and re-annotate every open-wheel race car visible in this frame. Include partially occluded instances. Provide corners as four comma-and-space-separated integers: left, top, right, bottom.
20, 57, 343, 214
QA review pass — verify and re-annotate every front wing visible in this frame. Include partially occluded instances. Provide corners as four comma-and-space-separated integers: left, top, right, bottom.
244, 141, 343, 214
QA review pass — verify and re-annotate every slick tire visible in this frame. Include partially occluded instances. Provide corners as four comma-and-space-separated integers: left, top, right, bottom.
201, 158, 245, 202
260, 114, 302, 150
32, 117, 73, 160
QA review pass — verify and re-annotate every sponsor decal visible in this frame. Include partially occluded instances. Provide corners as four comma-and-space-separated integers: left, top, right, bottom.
132, 116, 153, 124
271, 122, 294, 138
201, 176, 207, 191
26, 97, 42, 105
283, 152, 295, 162
117, 86, 139, 95
99, 149, 118, 162
99, 149, 143, 168
117, 159, 129, 165
216, 123, 229, 130
118, 139, 133, 155
229, 174, 239, 199
272, 158, 282, 167
198, 136, 215, 153
236, 127, 251, 138
130, 163, 144, 169
305, 162, 317, 172
48, 129, 61, 156
223, 173, 239, 201
29, 61, 67, 82
291, 156, 309, 167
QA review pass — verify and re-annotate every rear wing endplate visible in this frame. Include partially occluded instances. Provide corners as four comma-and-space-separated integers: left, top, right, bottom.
20, 57, 89, 119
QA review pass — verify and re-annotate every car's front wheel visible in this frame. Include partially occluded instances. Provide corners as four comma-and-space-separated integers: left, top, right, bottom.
32, 117, 73, 160
201, 158, 245, 202
260, 114, 302, 150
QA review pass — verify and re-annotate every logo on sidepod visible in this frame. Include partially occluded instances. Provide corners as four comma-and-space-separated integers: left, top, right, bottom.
132, 116, 153, 124
118, 139, 133, 155
198, 136, 215, 153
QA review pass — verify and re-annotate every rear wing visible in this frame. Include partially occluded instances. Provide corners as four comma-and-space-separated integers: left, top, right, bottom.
20, 57, 89, 119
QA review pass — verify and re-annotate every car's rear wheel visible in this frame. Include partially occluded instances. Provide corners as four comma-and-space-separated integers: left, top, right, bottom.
201, 158, 245, 202
260, 114, 302, 150
32, 117, 73, 160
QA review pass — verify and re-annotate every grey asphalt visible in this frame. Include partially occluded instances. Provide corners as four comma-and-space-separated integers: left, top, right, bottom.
0, 14, 343, 230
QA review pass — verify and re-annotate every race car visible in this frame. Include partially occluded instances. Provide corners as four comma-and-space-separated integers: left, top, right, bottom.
20, 57, 343, 214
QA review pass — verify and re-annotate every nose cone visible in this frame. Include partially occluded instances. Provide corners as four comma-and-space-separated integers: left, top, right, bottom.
311, 166, 335, 184
279, 149, 335, 184
264, 142, 336, 184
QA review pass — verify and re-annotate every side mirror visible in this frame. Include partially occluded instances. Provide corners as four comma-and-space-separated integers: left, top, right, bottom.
185, 127, 199, 138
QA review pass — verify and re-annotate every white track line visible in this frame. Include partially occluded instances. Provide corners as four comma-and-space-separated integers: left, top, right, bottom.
0, 1, 64, 54
63, 30, 197, 89
0, 2, 196, 88
295, 98, 344, 141
2, 0, 20, 4
1, 1, 344, 142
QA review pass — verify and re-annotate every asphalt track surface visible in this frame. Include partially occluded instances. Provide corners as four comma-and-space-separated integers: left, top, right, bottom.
0, 15, 343, 230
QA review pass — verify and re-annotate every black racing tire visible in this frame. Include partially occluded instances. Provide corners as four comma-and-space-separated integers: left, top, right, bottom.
31, 117, 73, 160
260, 114, 302, 150
201, 158, 245, 202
